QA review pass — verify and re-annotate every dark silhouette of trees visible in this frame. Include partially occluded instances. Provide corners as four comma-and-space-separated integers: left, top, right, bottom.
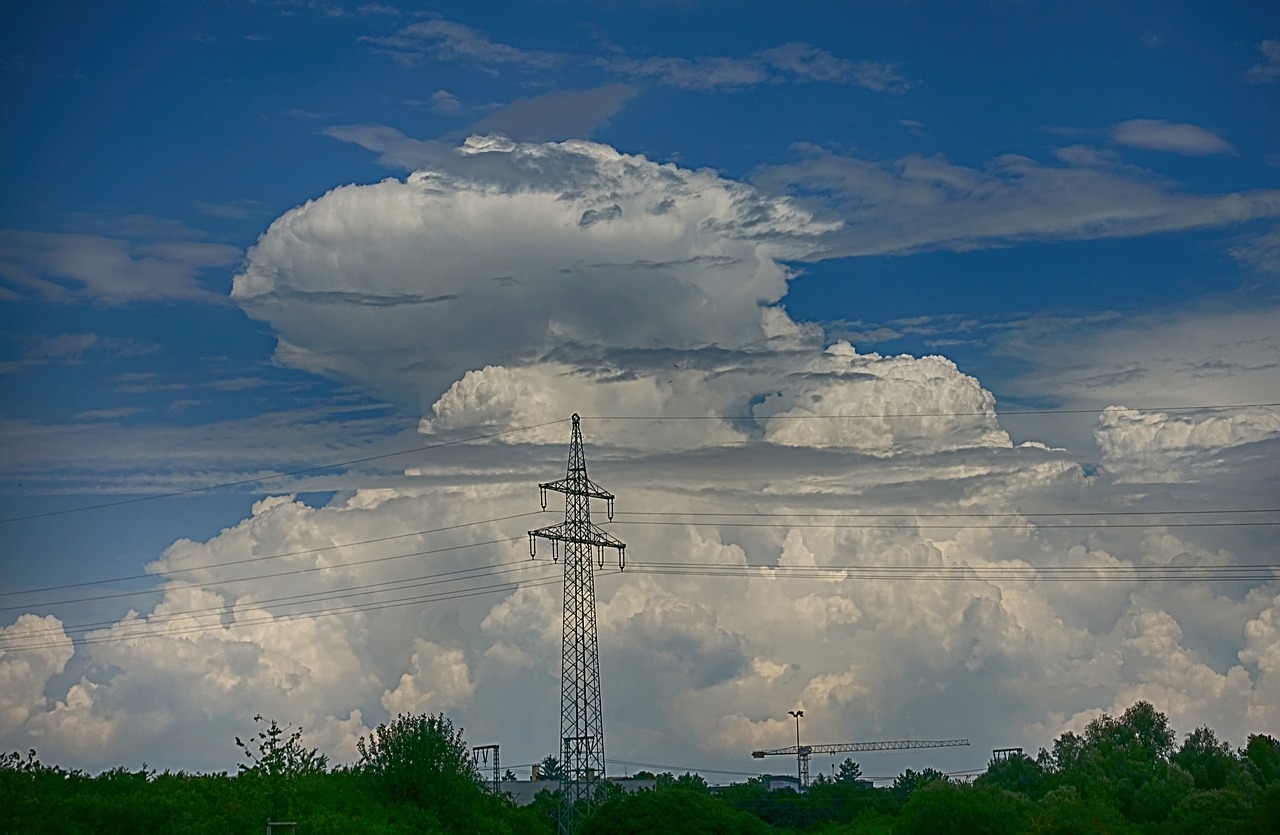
4, 700, 1280, 834
583, 786, 769, 834
976, 750, 1047, 797
836, 757, 863, 784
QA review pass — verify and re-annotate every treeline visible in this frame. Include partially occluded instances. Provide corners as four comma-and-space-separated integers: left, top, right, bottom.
0, 714, 550, 835
3, 702, 1279, 834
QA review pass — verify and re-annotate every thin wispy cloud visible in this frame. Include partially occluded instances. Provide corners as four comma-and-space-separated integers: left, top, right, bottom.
1244, 39, 1280, 83
1110, 118, 1234, 156
365, 18, 916, 93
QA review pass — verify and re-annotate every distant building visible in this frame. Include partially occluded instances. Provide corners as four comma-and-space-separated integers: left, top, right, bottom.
764, 774, 803, 793
499, 778, 657, 806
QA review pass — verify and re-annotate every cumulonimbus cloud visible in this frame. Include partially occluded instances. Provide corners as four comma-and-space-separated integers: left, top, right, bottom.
233, 134, 836, 410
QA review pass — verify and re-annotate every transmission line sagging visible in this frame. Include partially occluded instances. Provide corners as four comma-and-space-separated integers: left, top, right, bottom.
0, 511, 546, 603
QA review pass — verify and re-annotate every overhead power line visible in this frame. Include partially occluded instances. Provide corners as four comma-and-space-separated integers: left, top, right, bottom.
610, 519, 1279, 530
8, 559, 545, 641
583, 402, 1280, 420
0, 536, 530, 614
0, 511, 544, 602
5, 505, 1274, 609
1, 567, 610, 654
0, 419, 570, 524
624, 560, 1280, 583
614, 508, 1279, 519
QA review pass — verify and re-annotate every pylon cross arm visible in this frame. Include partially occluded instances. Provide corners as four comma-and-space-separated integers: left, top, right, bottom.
539, 477, 615, 501
531, 525, 625, 550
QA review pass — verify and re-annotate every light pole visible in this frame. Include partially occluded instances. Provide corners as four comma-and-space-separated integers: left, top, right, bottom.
788, 710, 804, 788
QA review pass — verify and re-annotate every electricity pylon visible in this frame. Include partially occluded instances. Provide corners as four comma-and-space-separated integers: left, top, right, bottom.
529, 414, 626, 835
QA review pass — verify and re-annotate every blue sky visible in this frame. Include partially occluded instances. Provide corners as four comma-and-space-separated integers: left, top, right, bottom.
2, 0, 1280, 777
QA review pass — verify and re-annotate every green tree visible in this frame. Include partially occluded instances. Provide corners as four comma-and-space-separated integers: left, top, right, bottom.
1045, 700, 1190, 823
837, 758, 864, 784
895, 781, 1032, 835
357, 712, 483, 828
536, 755, 564, 781
235, 714, 328, 778
654, 771, 709, 793
1167, 788, 1264, 835
583, 787, 771, 835
1030, 786, 1133, 835
1242, 734, 1280, 786
1082, 701, 1175, 763
234, 714, 327, 821
1171, 725, 1244, 791
891, 768, 947, 799
976, 751, 1046, 797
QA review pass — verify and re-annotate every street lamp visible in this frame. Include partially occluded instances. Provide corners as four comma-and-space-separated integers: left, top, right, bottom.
788, 710, 804, 788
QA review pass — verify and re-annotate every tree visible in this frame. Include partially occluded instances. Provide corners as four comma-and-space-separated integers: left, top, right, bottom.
977, 751, 1046, 798
892, 767, 947, 799
654, 771, 709, 793
235, 714, 328, 778
1083, 701, 1175, 763
503, 769, 517, 782
1168, 788, 1264, 835
1046, 700, 1189, 823
234, 715, 327, 821
1172, 726, 1243, 791
896, 782, 1032, 835
583, 787, 771, 835
1242, 734, 1280, 786
536, 755, 564, 781
1030, 785, 1131, 835
1045, 731, 1085, 773
836, 757, 863, 784
357, 712, 483, 827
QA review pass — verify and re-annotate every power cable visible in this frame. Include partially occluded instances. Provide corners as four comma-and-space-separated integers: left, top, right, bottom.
583, 402, 1280, 420
614, 508, 1278, 519
610, 518, 1279, 530
0, 536, 530, 614
0, 511, 544, 601
6, 504, 1272, 608
0, 418, 569, 524
8, 559, 544, 640
624, 561, 1280, 583
1, 567, 603, 653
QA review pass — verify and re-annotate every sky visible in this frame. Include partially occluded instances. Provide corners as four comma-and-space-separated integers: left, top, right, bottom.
2, 0, 1280, 784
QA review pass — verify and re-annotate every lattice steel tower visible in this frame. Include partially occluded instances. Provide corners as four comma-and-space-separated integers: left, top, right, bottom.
529, 414, 626, 835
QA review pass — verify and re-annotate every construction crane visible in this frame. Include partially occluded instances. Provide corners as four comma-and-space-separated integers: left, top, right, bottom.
752, 738, 970, 788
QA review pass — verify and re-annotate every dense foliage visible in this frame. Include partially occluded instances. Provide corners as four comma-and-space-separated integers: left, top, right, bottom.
3, 702, 1279, 833
0, 713, 546, 835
